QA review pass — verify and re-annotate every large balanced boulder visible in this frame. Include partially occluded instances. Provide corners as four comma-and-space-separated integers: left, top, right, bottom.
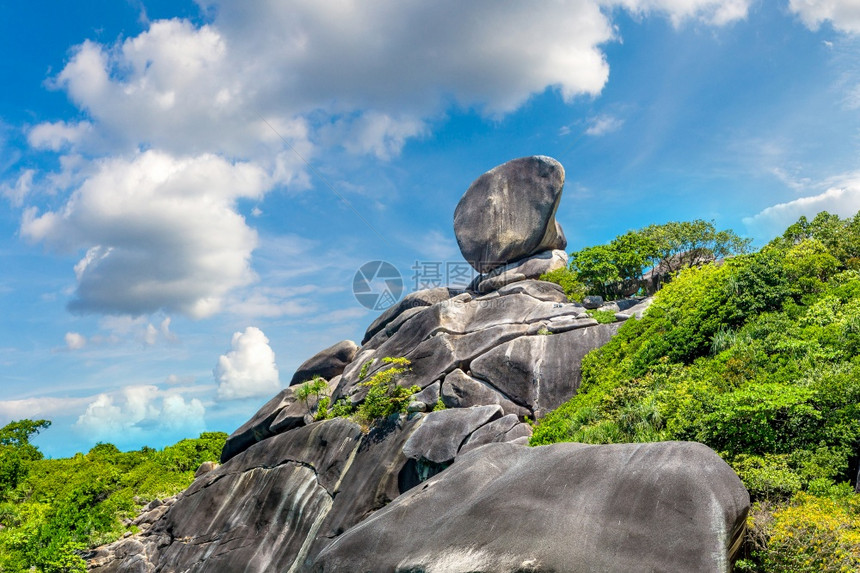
454, 156, 567, 273
311, 441, 750, 573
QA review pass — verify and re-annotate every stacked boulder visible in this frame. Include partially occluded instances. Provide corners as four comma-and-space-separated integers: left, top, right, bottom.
454, 155, 568, 292
89, 157, 748, 573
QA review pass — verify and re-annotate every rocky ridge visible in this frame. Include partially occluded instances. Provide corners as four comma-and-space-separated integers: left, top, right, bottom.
89, 156, 749, 573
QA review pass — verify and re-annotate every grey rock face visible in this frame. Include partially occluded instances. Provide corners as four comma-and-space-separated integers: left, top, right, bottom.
362, 287, 459, 345
402, 405, 503, 465
454, 156, 567, 273
311, 441, 750, 573
220, 387, 297, 463
441, 369, 530, 417
289, 340, 358, 386
470, 323, 620, 416
93, 416, 426, 573
582, 294, 604, 309
458, 414, 532, 456
473, 249, 568, 293
494, 279, 568, 303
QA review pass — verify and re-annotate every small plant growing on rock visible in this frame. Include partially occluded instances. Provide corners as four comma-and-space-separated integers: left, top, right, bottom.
537, 326, 552, 335
355, 357, 419, 429
295, 376, 329, 415
358, 359, 375, 381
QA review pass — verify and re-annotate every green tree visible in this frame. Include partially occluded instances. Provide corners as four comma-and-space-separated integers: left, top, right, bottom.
0, 419, 50, 500
641, 219, 751, 289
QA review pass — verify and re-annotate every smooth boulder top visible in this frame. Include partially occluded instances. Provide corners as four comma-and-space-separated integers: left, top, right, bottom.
454, 155, 567, 273
289, 339, 358, 386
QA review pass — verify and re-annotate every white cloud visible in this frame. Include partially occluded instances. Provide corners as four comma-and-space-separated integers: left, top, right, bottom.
1, 170, 34, 207
21, 150, 268, 318
789, 0, 860, 33
214, 326, 280, 400
743, 175, 860, 239
17, 1, 752, 323
65, 332, 87, 350
0, 396, 93, 420
608, 0, 751, 26
28, 121, 92, 151
585, 114, 625, 136
75, 385, 206, 442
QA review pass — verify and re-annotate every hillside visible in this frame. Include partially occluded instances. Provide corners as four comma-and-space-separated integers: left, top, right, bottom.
534, 210, 860, 571
0, 428, 226, 572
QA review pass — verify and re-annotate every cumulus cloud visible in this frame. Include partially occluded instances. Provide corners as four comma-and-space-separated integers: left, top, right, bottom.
214, 327, 280, 400
75, 385, 206, 441
21, 150, 268, 317
17, 1, 753, 321
789, 0, 860, 33
743, 176, 860, 240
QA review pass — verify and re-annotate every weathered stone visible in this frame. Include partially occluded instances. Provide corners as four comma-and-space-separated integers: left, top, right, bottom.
193, 461, 218, 478
271, 376, 341, 434
454, 156, 566, 273
495, 279, 568, 303
311, 441, 750, 573
362, 287, 460, 344
582, 294, 604, 309
411, 380, 440, 408
150, 420, 364, 572
598, 301, 621, 313
407, 401, 427, 413
457, 413, 532, 456
402, 405, 503, 465
361, 305, 425, 350
470, 324, 620, 416
441, 369, 530, 418
339, 324, 530, 404
474, 250, 568, 293
101, 415, 428, 573
545, 315, 598, 333
289, 340, 358, 386
220, 387, 296, 463
626, 296, 654, 318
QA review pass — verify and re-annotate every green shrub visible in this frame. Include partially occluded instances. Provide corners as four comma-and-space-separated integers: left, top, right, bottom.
587, 309, 617, 324
743, 492, 860, 572
354, 357, 418, 428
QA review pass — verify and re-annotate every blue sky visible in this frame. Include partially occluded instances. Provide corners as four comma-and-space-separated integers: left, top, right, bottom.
3, 0, 860, 458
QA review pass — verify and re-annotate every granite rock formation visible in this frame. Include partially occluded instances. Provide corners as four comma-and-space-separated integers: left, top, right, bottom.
88, 156, 748, 573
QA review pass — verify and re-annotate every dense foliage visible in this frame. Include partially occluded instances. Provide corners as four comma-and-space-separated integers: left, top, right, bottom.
533, 211, 860, 570
0, 425, 226, 572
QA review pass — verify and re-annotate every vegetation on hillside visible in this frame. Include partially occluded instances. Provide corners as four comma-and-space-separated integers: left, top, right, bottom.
535, 211, 860, 570
541, 218, 751, 301
0, 423, 226, 572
